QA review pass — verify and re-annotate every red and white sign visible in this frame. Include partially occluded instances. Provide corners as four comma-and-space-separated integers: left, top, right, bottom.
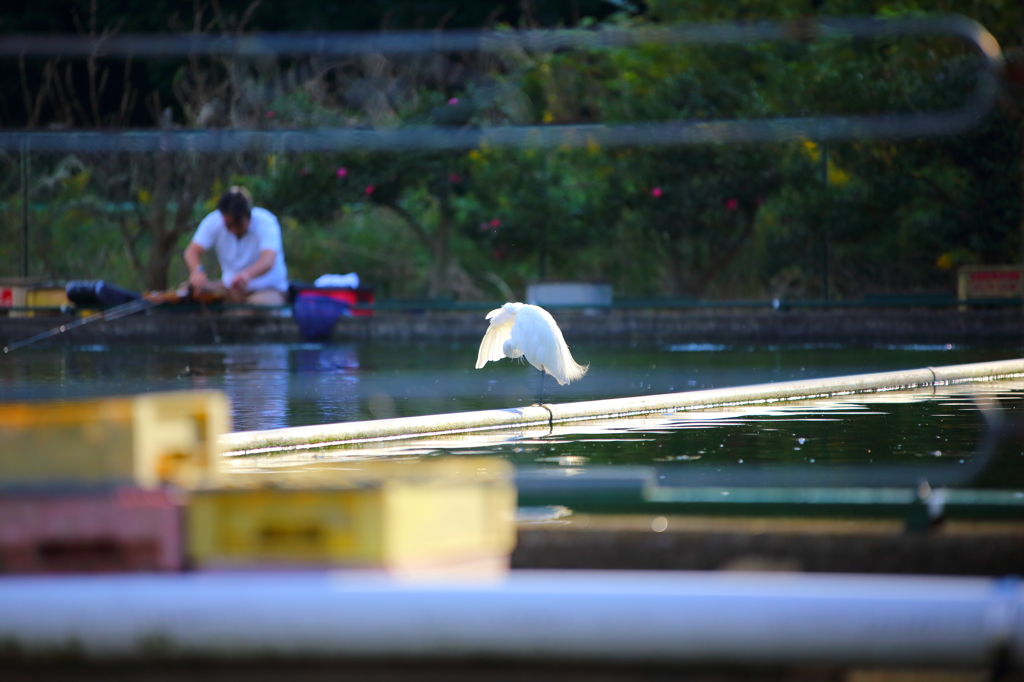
959, 267, 1024, 299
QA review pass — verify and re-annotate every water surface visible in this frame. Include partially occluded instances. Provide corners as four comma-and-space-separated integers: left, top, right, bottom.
3, 341, 1022, 490
1, 341, 1018, 430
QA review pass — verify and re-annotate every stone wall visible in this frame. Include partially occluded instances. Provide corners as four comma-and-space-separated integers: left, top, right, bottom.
1, 307, 1021, 346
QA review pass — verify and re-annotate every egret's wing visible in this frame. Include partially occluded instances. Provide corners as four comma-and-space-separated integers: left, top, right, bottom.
476, 324, 513, 367
475, 304, 518, 368
515, 305, 589, 385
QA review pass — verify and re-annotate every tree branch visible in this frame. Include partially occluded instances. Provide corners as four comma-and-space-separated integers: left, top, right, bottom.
167, 158, 212, 248
385, 201, 435, 252
117, 214, 145, 276
47, 60, 75, 126
237, 0, 263, 33
19, 56, 34, 127
908, 170, 975, 227
692, 206, 759, 297
117, 56, 136, 126
64, 63, 91, 126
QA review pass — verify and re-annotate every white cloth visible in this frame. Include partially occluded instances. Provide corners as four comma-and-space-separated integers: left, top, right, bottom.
314, 273, 360, 289
191, 207, 289, 293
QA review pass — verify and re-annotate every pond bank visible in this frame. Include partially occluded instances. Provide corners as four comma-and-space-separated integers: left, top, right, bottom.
1, 307, 1021, 346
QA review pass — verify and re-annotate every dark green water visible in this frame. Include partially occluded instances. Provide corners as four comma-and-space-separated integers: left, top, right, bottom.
3, 341, 1023, 490
1, 341, 1019, 428
375, 388, 1024, 491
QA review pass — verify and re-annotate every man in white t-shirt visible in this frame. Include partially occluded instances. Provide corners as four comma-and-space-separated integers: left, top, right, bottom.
184, 186, 289, 305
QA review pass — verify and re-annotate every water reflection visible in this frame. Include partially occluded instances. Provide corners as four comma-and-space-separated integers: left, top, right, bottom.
225, 382, 1024, 490
1, 340, 1021, 434
292, 344, 362, 425
222, 344, 291, 431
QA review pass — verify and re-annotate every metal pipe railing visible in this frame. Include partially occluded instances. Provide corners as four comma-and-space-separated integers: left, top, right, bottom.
220, 358, 1024, 455
0, 571, 1019, 666
0, 15, 1003, 152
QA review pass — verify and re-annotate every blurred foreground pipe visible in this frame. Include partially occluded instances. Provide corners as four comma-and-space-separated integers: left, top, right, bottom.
220, 358, 1024, 455
0, 571, 1020, 666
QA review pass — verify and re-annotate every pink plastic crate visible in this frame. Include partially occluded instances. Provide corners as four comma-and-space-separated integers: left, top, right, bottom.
0, 487, 183, 573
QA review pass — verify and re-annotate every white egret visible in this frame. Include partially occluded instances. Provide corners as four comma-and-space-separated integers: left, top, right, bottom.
475, 302, 588, 403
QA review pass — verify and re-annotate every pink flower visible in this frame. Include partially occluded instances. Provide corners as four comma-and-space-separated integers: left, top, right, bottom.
448, 97, 459, 105
490, 218, 501, 228
449, 172, 461, 184
266, 111, 275, 118
651, 187, 662, 198
725, 198, 739, 212
336, 167, 347, 178
365, 185, 375, 195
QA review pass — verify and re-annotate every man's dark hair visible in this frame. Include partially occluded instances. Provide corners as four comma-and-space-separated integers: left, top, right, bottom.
217, 186, 253, 220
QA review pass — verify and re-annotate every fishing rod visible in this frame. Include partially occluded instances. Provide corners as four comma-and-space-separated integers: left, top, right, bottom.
3, 283, 233, 353
3, 289, 170, 353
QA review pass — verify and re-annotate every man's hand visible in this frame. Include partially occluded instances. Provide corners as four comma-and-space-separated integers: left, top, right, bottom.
189, 268, 208, 290
184, 242, 208, 290
230, 271, 251, 293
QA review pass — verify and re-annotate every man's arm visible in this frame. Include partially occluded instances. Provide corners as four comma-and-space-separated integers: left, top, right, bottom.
184, 242, 208, 289
229, 249, 276, 292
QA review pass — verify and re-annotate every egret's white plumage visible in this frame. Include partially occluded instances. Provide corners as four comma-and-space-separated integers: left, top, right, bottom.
475, 302, 588, 386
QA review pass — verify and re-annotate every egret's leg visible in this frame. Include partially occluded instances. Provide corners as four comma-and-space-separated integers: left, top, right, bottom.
537, 370, 547, 406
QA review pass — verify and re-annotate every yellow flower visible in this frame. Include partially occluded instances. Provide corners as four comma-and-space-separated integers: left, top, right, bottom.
801, 139, 821, 162
586, 138, 601, 155
936, 254, 954, 270
69, 170, 91, 194
204, 180, 224, 212
137, 189, 152, 205
542, 111, 555, 124
827, 161, 850, 187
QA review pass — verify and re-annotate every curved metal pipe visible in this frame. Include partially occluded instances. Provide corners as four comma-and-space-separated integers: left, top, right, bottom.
0, 15, 1003, 152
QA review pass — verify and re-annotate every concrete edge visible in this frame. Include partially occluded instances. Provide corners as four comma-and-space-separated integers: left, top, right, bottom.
219, 358, 1024, 456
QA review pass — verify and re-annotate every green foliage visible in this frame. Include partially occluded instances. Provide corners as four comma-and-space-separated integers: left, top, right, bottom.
0, 154, 189, 289
3, 0, 1022, 301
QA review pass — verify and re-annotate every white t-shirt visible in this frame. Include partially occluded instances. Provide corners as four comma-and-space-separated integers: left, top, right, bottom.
191, 207, 289, 293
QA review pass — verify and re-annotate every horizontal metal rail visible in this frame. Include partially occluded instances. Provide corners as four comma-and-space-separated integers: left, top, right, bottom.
0, 15, 1003, 152
7, 295, 1020, 315
362, 296, 1024, 311
0, 572, 1020, 666
515, 475, 1024, 523
0, 18, 1001, 57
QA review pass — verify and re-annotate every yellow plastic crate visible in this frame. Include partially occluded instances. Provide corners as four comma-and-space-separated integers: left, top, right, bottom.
187, 458, 517, 576
27, 288, 70, 308
6, 287, 69, 317
0, 390, 230, 489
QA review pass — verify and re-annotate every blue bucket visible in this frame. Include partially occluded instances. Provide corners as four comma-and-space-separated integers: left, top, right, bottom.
294, 293, 351, 341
